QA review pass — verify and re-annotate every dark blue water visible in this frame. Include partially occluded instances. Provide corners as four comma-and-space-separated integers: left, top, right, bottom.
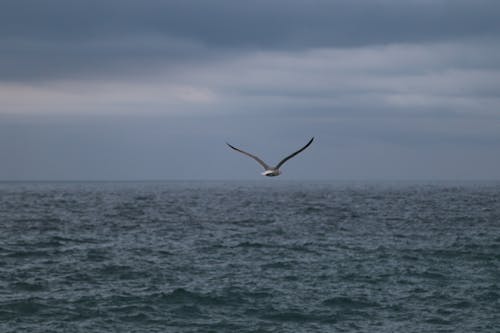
1, 181, 499, 332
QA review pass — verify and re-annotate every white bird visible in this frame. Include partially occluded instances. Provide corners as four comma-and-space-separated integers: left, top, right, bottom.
226, 137, 314, 177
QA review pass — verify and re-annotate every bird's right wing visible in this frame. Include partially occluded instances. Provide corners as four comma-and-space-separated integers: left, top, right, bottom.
275, 137, 314, 169
226, 143, 270, 170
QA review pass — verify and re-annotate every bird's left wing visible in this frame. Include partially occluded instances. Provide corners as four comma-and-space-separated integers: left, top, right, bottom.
226, 143, 270, 170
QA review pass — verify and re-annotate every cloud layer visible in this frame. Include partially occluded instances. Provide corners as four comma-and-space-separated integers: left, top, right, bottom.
1, 0, 500, 179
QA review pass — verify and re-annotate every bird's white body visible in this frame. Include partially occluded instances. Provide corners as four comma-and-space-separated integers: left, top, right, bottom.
261, 169, 281, 177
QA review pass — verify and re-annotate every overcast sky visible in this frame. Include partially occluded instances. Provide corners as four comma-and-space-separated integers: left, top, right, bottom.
1, 0, 499, 180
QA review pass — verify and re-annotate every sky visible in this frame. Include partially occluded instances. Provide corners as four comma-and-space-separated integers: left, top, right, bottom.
1, 0, 500, 180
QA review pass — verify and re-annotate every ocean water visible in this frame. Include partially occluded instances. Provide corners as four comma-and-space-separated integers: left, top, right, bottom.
1, 181, 499, 332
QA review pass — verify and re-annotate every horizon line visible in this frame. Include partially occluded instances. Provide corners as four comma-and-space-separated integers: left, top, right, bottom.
1, 179, 500, 183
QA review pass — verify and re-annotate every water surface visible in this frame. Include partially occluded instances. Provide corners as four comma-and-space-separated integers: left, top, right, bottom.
1, 181, 499, 332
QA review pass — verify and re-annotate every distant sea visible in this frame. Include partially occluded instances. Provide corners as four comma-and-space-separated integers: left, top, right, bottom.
1, 181, 499, 332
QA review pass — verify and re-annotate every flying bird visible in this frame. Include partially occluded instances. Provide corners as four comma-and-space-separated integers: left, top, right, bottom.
226, 137, 314, 177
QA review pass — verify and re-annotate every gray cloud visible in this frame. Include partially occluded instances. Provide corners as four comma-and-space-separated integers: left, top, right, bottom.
0, 35, 215, 81
2, 0, 500, 81
2, 111, 499, 180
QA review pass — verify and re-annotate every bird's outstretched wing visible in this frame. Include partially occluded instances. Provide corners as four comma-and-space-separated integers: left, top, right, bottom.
275, 137, 314, 169
226, 143, 270, 170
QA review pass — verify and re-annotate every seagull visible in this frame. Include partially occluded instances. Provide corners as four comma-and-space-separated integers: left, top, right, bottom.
226, 137, 314, 177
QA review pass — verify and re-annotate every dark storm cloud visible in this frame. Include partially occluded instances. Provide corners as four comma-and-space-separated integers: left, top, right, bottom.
2, 0, 500, 81
3, 0, 500, 45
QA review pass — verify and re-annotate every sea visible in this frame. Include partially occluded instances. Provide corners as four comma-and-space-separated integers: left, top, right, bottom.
1, 181, 499, 332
